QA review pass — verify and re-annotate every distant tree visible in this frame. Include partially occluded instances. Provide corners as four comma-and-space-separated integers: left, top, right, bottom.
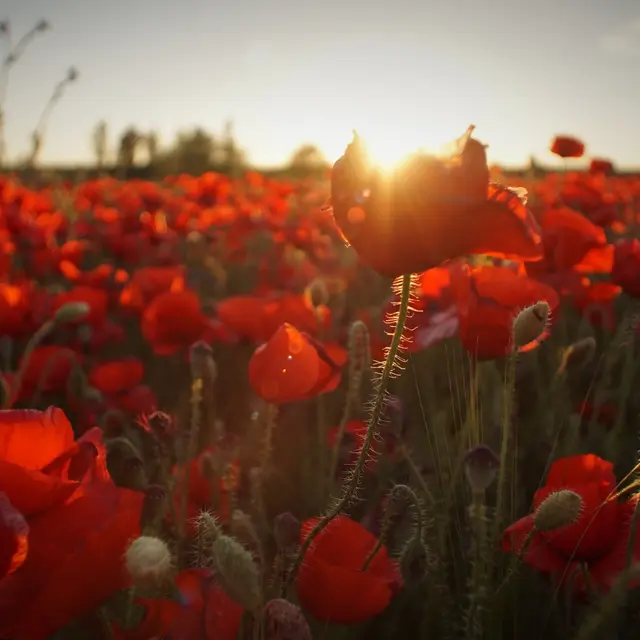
220, 120, 245, 175
117, 127, 141, 174
169, 128, 216, 176
146, 131, 159, 166
288, 143, 329, 175
92, 120, 108, 170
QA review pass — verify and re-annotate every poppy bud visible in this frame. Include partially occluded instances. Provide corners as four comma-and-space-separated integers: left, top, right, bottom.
273, 512, 301, 552
53, 301, 90, 324
189, 340, 217, 381
125, 536, 174, 590
305, 278, 330, 308
512, 301, 550, 351
399, 538, 430, 588
145, 411, 175, 439
463, 445, 500, 493
263, 598, 312, 640
195, 510, 222, 542
533, 489, 583, 532
557, 337, 596, 376
347, 319, 371, 377
141, 484, 167, 532
209, 533, 262, 610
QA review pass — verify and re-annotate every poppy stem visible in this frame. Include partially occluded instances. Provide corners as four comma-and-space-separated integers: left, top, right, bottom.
285, 273, 413, 592
178, 376, 204, 544
4, 318, 55, 408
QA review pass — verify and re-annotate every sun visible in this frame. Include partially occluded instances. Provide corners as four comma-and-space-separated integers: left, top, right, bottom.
350, 125, 454, 171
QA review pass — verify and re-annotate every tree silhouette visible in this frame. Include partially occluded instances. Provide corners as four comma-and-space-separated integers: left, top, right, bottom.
146, 131, 159, 166
171, 128, 216, 176
288, 143, 329, 175
92, 120, 108, 170
117, 127, 141, 174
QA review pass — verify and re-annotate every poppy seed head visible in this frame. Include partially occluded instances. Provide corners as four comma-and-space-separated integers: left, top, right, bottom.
463, 444, 500, 493
273, 512, 301, 552
263, 598, 312, 640
53, 301, 90, 324
125, 536, 174, 589
533, 489, 583, 532
513, 301, 550, 351
557, 336, 597, 376
209, 534, 262, 610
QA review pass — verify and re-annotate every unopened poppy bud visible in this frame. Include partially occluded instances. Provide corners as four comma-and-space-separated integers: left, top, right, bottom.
146, 411, 174, 439
209, 534, 261, 610
513, 301, 550, 351
533, 489, 583, 532
273, 512, 301, 551
557, 337, 596, 376
348, 319, 371, 376
189, 340, 217, 381
399, 538, 430, 588
82, 385, 103, 404
305, 278, 330, 308
125, 535, 174, 590
386, 484, 413, 518
53, 301, 90, 324
263, 598, 312, 640
464, 444, 500, 493
141, 484, 167, 532
194, 509, 222, 542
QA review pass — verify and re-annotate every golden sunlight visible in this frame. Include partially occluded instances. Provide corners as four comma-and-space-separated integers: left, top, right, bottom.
321, 120, 463, 172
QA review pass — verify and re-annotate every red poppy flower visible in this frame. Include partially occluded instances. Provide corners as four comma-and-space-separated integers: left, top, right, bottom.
172, 447, 240, 526
10, 345, 81, 403
330, 127, 543, 277
112, 568, 243, 640
612, 239, 640, 298
589, 159, 614, 175
550, 135, 585, 159
296, 515, 402, 624
248, 323, 342, 403
0, 408, 144, 639
141, 290, 209, 355
502, 454, 640, 593
88, 358, 144, 396
540, 207, 607, 271
450, 264, 559, 360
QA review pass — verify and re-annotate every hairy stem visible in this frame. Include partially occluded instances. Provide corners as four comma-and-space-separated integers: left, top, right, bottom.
286, 273, 412, 590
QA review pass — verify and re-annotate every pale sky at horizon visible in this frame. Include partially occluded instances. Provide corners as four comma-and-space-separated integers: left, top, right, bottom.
3, 0, 640, 169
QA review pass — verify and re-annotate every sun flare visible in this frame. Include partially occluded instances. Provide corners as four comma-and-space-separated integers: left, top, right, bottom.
350, 126, 455, 171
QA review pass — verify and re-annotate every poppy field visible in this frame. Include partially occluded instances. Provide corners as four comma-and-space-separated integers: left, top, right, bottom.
1, 128, 640, 640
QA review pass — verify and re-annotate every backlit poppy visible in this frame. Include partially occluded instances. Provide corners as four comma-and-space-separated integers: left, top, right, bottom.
330, 127, 543, 277
248, 323, 341, 403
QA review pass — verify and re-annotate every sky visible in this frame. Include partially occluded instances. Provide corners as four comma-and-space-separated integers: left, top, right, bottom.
2, 0, 640, 169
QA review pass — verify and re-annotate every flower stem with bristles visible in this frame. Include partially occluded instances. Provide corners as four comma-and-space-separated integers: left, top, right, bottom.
329, 319, 370, 484
286, 273, 413, 591
178, 377, 204, 543
5, 319, 54, 408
